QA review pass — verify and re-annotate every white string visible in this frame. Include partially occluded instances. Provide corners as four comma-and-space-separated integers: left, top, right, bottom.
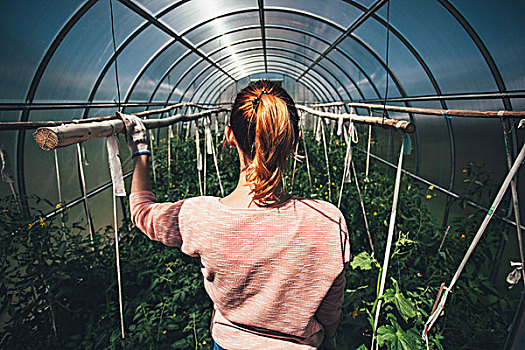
195, 122, 203, 196
167, 122, 173, 177
148, 127, 156, 183
185, 120, 191, 140
291, 138, 300, 190
506, 261, 523, 287
337, 113, 343, 136
320, 119, 332, 200
300, 123, 312, 187
422, 286, 451, 347
204, 117, 213, 155
422, 141, 525, 342
337, 124, 352, 208
106, 135, 126, 339
342, 124, 352, 184
365, 109, 373, 181
203, 120, 207, 195
76, 143, 94, 246
53, 149, 63, 208
112, 190, 125, 338
53, 148, 66, 233
214, 112, 219, 146
210, 123, 225, 197
352, 160, 375, 257
372, 139, 405, 349
348, 114, 359, 144
315, 114, 322, 143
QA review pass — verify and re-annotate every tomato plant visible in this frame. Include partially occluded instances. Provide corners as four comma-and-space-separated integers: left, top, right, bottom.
0, 124, 520, 349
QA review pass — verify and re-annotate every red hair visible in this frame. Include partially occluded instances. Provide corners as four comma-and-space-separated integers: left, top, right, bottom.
230, 80, 299, 205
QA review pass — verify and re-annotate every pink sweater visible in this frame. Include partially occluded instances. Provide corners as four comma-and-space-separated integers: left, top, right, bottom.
130, 191, 350, 349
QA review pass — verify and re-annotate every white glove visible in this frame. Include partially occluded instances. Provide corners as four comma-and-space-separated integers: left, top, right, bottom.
116, 111, 150, 158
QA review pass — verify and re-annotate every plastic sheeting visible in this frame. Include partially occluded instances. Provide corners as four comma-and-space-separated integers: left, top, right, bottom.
0, 0, 524, 231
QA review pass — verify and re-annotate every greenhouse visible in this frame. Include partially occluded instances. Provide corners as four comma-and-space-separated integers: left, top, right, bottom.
1, 0, 524, 348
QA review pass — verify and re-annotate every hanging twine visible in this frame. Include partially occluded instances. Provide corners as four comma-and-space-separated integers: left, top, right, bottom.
76, 143, 94, 247
300, 123, 312, 187
372, 139, 405, 349
106, 135, 126, 339
195, 122, 203, 196
320, 119, 332, 201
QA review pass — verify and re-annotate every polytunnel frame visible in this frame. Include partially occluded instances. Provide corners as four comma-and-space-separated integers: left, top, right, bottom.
134, 26, 375, 110
6, 2, 525, 339
193, 40, 364, 102
81, 8, 350, 120
126, 23, 384, 109
196, 65, 327, 104
162, 44, 333, 103
186, 56, 340, 104
115, 4, 427, 172
98, 3, 412, 112
106, 0, 525, 232
170, 37, 366, 102
129, 31, 353, 109
173, 58, 332, 107
174, 50, 346, 103
124, 6, 355, 103
166, 39, 338, 101
12, 0, 518, 229
139, 0, 518, 210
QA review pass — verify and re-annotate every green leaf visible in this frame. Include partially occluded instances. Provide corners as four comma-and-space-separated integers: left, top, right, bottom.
382, 288, 396, 304
377, 324, 422, 350
377, 325, 396, 347
398, 329, 421, 350
381, 281, 417, 322
394, 290, 417, 322
350, 251, 375, 270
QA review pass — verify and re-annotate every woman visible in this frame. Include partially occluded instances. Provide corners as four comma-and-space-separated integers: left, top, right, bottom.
119, 80, 350, 349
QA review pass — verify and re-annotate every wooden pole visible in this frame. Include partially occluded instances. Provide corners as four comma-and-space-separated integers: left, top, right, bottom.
6, 100, 525, 132
297, 105, 415, 134
307, 101, 525, 118
33, 108, 229, 151
0, 102, 218, 131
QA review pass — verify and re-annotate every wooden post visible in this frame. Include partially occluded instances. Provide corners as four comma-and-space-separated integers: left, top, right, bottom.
33, 108, 229, 151
307, 101, 525, 118
297, 105, 415, 134
0, 102, 218, 131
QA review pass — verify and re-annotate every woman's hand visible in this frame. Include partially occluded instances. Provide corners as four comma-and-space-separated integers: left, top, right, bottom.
116, 111, 152, 193
117, 111, 150, 158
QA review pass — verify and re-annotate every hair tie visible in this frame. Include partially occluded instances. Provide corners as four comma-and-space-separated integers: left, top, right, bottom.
252, 89, 269, 113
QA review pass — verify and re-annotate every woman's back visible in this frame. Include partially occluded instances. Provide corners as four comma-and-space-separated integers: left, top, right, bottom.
130, 192, 350, 349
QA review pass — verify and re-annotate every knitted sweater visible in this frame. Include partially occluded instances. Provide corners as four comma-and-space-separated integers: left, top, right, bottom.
130, 191, 350, 349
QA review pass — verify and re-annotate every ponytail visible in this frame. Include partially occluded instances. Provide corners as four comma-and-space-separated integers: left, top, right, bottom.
230, 80, 299, 205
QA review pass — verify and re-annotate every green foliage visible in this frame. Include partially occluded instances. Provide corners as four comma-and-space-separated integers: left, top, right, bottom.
0, 124, 520, 349
350, 251, 379, 271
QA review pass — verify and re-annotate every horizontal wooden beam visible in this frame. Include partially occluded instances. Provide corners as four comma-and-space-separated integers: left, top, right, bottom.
0, 102, 216, 131
307, 101, 525, 118
297, 105, 415, 134
33, 108, 229, 151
